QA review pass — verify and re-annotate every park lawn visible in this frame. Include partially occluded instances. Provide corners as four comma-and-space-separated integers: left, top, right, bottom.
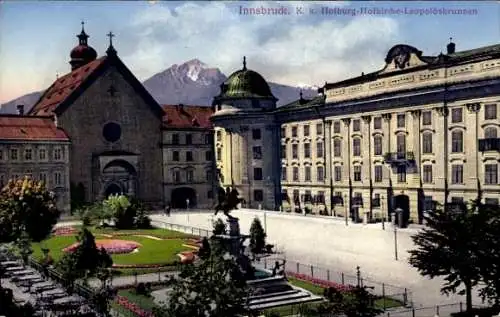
31, 235, 192, 267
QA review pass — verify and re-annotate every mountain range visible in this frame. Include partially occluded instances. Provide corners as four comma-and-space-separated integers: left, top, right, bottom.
0, 59, 317, 114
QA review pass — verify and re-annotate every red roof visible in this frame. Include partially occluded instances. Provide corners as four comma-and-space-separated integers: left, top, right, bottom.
162, 105, 213, 129
0, 115, 69, 141
29, 57, 107, 116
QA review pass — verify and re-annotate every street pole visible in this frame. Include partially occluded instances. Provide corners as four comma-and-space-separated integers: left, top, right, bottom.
381, 196, 385, 230
394, 224, 398, 261
264, 210, 267, 234
344, 194, 348, 226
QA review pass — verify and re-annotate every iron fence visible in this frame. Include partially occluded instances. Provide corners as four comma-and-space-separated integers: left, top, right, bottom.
152, 219, 211, 237
384, 303, 490, 317
258, 256, 412, 310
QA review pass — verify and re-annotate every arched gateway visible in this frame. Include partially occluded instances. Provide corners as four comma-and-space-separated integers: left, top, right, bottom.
171, 187, 197, 208
96, 155, 138, 200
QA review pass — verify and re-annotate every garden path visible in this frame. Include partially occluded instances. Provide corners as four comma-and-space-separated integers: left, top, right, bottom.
87, 272, 178, 289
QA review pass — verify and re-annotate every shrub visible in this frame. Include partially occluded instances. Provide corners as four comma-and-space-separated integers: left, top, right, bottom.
135, 209, 152, 229
213, 218, 226, 235
135, 282, 151, 297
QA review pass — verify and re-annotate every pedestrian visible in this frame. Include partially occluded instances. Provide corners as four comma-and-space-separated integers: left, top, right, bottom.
165, 202, 171, 217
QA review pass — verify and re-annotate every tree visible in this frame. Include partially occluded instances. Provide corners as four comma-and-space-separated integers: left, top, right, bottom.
474, 203, 500, 308
409, 202, 481, 311
249, 217, 266, 255
197, 237, 211, 260
153, 236, 251, 317
57, 228, 113, 289
91, 268, 116, 317
212, 218, 226, 235
0, 177, 60, 242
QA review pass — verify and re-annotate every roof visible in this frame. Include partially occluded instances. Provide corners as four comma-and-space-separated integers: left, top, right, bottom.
162, 105, 213, 129
29, 57, 107, 116
0, 115, 69, 141
215, 68, 276, 101
324, 43, 500, 90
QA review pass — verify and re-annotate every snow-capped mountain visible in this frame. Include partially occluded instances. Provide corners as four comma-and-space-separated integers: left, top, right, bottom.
0, 59, 317, 114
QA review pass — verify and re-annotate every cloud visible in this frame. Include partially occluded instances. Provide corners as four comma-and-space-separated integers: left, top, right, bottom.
125, 1, 401, 86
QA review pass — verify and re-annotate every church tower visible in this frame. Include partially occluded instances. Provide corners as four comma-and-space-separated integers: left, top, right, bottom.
69, 22, 97, 70
211, 57, 282, 210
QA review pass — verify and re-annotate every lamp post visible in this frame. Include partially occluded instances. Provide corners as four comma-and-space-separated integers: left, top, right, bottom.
381, 195, 385, 230
344, 194, 348, 226
393, 208, 402, 261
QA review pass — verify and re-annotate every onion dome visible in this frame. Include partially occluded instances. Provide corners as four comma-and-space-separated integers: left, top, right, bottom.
69, 22, 97, 71
218, 57, 275, 99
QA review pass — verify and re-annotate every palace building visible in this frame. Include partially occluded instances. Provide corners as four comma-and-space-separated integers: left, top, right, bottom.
212, 41, 500, 224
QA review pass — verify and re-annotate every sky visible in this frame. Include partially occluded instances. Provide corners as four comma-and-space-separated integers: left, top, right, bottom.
0, 0, 498, 103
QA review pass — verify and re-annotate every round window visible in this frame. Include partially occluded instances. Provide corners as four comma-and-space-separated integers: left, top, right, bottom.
103, 122, 121, 143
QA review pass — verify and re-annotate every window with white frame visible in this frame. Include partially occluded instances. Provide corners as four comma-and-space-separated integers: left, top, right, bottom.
292, 144, 298, 159
397, 114, 405, 128
353, 138, 361, 156
374, 166, 383, 182
39, 172, 47, 184
374, 136, 382, 155
24, 148, 33, 161
373, 117, 382, 130
316, 123, 323, 135
352, 119, 360, 132
485, 164, 498, 185
334, 139, 342, 157
186, 169, 194, 182
304, 143, 311, 158
317, 166, 324, 181
451, 108, 463, 123
451, 130, 463, 153
422, 111, 432, 125
451, 164, 463, 184
334, 166, 342, 181
39, 148, 47, 161
10, 148, 18, 160
54, 172, 63, 186
397, 165, 406, 183
282, 167, 287, 181
485, 104, 497, 120
422, 132, 433, 154
293, 167, 299, 181
304, 166, 311, 181
333, 121, 341, 134
484, 127, 497, 139
316, 142, 324, 158
423, 165, 433, 183
353, 165, 361, 181
53, 148, 63, 161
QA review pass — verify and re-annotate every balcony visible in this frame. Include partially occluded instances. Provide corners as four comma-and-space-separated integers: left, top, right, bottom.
384, 151, 415, 164
479, 138, 500, 152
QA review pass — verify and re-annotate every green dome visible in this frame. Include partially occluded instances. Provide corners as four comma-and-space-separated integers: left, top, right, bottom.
219, 59, 275, 99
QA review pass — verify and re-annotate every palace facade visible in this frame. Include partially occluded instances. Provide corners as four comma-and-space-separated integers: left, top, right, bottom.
212, 41, 500, 224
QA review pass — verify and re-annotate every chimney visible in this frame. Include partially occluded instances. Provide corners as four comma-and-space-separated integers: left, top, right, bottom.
447, 38, 456, 54
16, 105, 24, 115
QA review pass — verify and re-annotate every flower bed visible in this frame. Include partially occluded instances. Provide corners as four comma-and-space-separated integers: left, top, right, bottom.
116, 295, 154, 317
114, 281, 169, 290
177, 251, 196, 264
63, 239, 142, 254
286, 271, 354, 292
52, 226, 77, 236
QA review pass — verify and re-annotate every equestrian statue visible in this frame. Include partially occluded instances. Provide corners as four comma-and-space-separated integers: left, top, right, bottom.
214, 186, 244, 219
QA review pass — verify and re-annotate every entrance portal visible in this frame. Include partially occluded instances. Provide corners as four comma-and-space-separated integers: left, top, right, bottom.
393, 194, 410, 227
171, 187, 197, 208
105, 183, 123, 197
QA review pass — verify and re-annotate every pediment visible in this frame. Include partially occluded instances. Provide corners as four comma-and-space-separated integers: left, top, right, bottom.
380, 44, 430, 74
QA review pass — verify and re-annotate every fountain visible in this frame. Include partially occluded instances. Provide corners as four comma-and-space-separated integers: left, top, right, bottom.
212, 187, 323, 311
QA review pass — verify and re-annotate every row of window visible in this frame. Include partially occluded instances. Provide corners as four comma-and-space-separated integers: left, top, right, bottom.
0, 147, 65, 162
281, 163, 499, 185
216, 129, 262, 142
170, 133, 212, 145
282, 126, 498, 160
282, 104, 498, 137
172, 151, 212, 162
0, 172, 65, 187
282, 191, 499, 209
171, 170, 213, 183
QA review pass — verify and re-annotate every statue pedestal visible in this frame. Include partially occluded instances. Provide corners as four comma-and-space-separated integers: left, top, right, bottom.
227, 217, 240, 237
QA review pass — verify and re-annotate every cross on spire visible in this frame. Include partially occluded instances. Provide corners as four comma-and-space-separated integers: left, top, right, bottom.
77, 20, 89, 45
242, 56, 247, 70
106, 31, 117, 56
107, 31, 115, 47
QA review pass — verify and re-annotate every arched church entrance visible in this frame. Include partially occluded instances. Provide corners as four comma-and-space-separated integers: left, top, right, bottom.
105, 183, 123, 197
393, 194, 410, 228
101, 159, 137, 199
171, 187, 197, 208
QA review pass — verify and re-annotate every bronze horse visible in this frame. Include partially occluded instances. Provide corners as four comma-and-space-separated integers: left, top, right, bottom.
214, 187, 244, 219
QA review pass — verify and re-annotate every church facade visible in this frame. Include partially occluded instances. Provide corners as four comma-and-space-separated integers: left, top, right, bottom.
213, 41, 500, 224
0, 25, 216, 211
